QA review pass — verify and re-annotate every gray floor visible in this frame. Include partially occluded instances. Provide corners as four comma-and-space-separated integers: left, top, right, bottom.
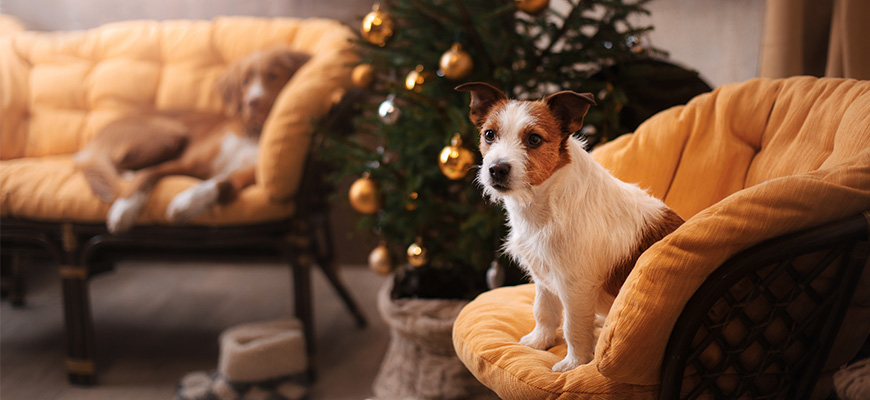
1, 260, 389, 400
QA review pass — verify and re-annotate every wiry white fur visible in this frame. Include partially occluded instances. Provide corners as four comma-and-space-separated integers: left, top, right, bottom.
479, 101, 670, 372
478, 102, 537, 206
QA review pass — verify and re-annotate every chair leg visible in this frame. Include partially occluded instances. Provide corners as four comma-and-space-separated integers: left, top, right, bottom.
311, 214, 367, 328
1, 251, 28, 307
59, 265, 96, 385
317, 263, 367, 328
290, 257, 316, 383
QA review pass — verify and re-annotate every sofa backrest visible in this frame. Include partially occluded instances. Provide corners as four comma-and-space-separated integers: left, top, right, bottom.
593, 76, 870, 220
0, 16, 356, 201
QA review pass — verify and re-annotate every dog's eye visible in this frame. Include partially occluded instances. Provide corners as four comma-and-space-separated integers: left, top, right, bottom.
526, 133, 543, 148
483, 129, 496, 143
267, 73, 278, 81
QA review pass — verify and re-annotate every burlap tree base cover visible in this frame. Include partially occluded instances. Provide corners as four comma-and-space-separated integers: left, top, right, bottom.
373, 277, 497, 400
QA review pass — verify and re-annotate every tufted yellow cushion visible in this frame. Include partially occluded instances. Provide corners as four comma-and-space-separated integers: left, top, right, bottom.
0, 17, 355, 225
453, 77, 870, 399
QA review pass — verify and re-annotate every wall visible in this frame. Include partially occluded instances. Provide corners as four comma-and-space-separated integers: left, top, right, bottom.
0, 0, 371, 30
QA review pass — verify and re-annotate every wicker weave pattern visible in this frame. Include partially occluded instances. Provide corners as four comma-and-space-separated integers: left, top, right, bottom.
661, 215, 870, 400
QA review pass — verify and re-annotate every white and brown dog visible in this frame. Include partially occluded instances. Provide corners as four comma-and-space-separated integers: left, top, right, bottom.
75, 47, 309, 233
457, 82, 683, 372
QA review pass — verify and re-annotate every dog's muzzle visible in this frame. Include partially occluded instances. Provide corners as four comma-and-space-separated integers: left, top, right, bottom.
488, 161, 511, 191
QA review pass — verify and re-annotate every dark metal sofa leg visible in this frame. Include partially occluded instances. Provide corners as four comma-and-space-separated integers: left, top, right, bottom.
59, 265, 96, 385
310, 214, 367, 328
290, 256, 316, 383
1, 251, 28, 306
317, 263, 367, 328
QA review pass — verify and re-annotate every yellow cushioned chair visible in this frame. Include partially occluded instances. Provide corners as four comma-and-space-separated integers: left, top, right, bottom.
453, 76, 870, 399
0, 17, 366, 384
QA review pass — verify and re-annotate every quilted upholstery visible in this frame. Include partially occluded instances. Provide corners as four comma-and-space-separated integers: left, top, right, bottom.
453, 77, 870, 399
0, 17, 355, 225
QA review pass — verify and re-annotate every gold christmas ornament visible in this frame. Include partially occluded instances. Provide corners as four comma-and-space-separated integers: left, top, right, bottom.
406, 239, 428, 267
439, 43, 474, 81
404, 65, 430, 92
368, 244, 392, 275
352, 63, 374, 88
348, 173, 381, 214
361, 3, 394, 47
515, 0, 550, 15
438, 133, 475, 180
405, 192, 419, 211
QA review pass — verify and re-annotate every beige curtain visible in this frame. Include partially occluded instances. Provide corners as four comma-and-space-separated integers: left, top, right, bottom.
761, 0, 870, 80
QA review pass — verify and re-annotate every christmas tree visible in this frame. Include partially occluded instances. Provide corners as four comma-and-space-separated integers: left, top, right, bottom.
319, 0, 708, 300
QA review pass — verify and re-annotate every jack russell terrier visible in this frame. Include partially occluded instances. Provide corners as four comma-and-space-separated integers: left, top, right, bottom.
75, 46, 309, 233
457, 82, 683, 372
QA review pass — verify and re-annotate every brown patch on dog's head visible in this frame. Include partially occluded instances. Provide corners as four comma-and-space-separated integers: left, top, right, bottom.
455, 82, 508, 129
522, 100, 575, 186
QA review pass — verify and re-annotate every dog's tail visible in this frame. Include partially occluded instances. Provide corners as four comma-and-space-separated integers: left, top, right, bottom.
74, 149, 122, 203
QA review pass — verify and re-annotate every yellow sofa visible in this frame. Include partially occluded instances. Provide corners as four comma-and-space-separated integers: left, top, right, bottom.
0, 16, 365, 384
453, 77, 870, 399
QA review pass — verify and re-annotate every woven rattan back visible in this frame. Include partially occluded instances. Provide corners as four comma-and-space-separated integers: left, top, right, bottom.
660, 214, 870, 399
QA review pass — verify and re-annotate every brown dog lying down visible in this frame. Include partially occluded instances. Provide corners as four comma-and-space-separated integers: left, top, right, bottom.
75, 47, 309, 233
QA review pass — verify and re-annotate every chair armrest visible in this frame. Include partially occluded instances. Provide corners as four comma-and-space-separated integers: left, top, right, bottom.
256, 20, 357, 203
594, 151, 870, 386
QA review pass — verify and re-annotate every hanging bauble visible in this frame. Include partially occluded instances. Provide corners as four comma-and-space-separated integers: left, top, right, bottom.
515, 0, 550, 15
438, 133, 475, 180
378, 94, 400, 124
368, 244, 392, 275
348, 173, 381, 214
405, 192, 419, 211
361, 3, 394, 47
626, 35, 652, 54
486, 260, 506, 289
406, 239, 428, 267
438, 43, 474, 81
352, 63, 375, 88
404, 65, 430, 93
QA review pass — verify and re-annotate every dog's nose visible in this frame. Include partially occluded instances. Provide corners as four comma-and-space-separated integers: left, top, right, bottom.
489, 162, 511, 182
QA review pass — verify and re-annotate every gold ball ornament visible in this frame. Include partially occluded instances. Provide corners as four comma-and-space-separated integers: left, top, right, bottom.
406, 240, 428, 267
361, 3, 394, 47
368, 244, 392, 275
348, 173, 381, 214
405, 192, 419, 211
438, 133, 475, 180
515, 0, 550, 15
405, 65, 430, 93
439, 43, 474, 81
352, 63, 374, 88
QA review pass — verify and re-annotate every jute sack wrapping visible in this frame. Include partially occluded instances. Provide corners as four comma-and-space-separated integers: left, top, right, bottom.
372, 277, 497, 400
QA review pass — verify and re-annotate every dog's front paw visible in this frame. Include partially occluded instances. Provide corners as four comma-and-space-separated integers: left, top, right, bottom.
166, 182, 218, 222
519, 328, 557, 351
552, 355, 582, 373
107, 192, 147, 233
552, 349, 593, 373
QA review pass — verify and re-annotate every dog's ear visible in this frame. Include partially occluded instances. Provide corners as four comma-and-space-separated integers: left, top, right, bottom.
214, 62, 243, 117
455, 82, 508, 128
271, 47, 311, 77
544, 91, 596, 135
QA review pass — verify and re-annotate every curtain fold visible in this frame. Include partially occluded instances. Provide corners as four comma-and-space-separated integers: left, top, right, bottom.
761, 0, 869, 80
